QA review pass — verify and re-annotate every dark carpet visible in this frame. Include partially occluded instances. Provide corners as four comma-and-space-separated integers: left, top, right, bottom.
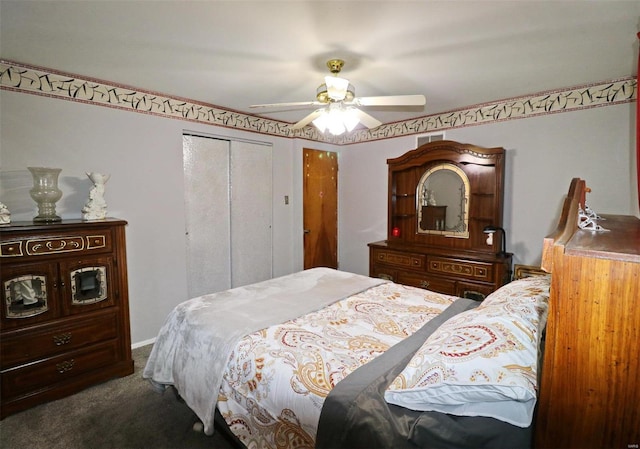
0, 344, 237, 449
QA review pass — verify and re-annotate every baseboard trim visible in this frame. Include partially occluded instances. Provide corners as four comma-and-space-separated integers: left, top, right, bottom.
132, 337, 156, 349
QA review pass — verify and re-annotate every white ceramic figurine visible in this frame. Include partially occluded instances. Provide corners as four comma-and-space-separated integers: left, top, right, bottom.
82, 172, 110, 220
0, 202, 10, 224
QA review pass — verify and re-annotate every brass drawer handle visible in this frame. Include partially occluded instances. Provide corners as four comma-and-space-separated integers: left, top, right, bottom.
420, 280, 430, 288
56, 359, 75, 374
53, 333, 72, 346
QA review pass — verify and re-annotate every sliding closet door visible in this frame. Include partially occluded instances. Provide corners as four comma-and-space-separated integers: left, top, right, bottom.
229, 141, 273, 287
183, 135, 273, 299
183, 136, 231, 298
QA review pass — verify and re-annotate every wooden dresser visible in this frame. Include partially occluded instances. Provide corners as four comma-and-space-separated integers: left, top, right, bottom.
0, 219, 134, 418
535, 179, 639, 448
369, 241, 511, 300
369, 140, 512, 300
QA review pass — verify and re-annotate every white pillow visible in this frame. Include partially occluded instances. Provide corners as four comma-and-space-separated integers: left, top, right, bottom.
384, 275, 550, 427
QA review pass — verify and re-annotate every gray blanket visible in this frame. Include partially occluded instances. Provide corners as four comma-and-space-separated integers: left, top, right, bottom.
315, 297, 533, 449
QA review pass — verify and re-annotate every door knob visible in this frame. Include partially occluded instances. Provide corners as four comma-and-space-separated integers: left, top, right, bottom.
304, 229, 311, 234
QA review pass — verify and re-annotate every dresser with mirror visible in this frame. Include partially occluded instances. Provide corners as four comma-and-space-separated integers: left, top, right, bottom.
368, 140, 512, 300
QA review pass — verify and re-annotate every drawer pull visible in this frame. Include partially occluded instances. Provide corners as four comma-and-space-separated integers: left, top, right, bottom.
2, 243, 20, 255
53, 333, 72, 346
56, 359, 75, 374
420, 280, 430, 288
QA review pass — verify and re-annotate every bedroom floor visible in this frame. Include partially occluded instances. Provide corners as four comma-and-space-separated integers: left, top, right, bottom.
0, 344, 238, 449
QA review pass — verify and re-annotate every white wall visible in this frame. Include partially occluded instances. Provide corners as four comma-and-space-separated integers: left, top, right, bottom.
2, 90, 637, 345
338, 102, 638, 275
0, 91, 303, 345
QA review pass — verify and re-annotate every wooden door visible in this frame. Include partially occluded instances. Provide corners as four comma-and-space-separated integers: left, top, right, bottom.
303, 149, 338, 269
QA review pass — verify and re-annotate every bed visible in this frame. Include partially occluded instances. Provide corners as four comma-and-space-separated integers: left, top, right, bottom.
143, 267, 549, 449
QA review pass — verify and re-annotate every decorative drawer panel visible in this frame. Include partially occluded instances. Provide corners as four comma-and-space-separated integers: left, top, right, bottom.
1, 231, 112, 260
0, 241, 23, 257
396, 272, 456, 295
1, 313, 118, 368
27, 236, 86, 255
1, 340, 120, 398
427, 256, 493, 281
373, 249, 426, 270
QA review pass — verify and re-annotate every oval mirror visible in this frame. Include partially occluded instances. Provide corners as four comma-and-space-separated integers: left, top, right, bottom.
416, 163, 470, 238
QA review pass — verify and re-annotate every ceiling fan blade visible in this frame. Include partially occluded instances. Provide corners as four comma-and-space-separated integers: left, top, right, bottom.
249, 101, 323, 109
353, 108, 382, 129
354, 94, 426, 107
291, 109, 325, 130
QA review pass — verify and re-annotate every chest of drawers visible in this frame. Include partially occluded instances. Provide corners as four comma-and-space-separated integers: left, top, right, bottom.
369, 241, 512, 300
534, 178, 640, 448
0, 219, 134, 418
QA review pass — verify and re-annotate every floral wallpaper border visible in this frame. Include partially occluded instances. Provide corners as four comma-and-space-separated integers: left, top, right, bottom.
0, 60, 636, 145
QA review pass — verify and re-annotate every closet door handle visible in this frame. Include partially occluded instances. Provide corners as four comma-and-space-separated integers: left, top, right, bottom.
304, 229, 311, 234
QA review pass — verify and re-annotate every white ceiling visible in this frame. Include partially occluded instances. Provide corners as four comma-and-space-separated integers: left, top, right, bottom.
1, 1, 639, 126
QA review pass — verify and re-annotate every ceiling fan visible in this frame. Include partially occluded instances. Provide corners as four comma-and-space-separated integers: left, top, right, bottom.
249, 59, 426, 135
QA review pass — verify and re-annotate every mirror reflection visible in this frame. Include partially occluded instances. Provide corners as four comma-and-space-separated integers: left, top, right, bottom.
416, 163, 470, 238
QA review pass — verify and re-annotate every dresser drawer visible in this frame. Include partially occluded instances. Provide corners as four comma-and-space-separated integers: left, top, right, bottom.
1, 340, 120, 398
0, 228, 113, 260
372, 248, 426, 270
370, 266, 397, 282
396, 272, 457, 295
1, 313, 118, 368
457, 281, 495, 301
427, 256, 493, 282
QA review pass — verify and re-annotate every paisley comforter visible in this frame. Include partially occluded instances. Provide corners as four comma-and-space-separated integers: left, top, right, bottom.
143, 268, 461, 448
214, 274, 458, 448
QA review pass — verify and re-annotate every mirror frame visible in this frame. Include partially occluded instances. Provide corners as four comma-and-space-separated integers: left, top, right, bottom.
416, 163, 470, 238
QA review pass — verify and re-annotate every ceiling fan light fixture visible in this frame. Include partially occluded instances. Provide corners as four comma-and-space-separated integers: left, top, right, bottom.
327, 120, 346, 136
324, 75, 350, 101
312, 106, 361, 135
342, 107, 360, 132
312, 110, 329, 132
316, 83, 355, 103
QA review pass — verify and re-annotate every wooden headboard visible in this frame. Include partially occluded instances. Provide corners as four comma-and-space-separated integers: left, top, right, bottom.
540, 177, 586, 273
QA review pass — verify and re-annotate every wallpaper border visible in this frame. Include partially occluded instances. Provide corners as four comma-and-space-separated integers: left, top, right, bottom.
1, 60, 636, 145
